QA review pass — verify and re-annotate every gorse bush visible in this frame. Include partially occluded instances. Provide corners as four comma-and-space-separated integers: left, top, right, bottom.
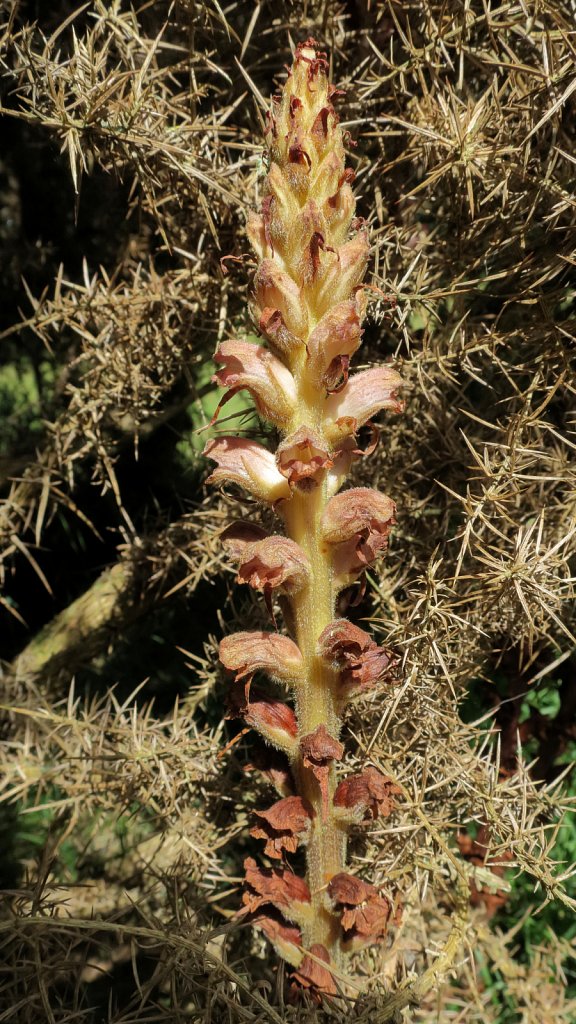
0, 2, 575, 1021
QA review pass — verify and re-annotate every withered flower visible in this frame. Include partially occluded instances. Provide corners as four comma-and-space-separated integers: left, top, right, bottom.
243, 857, 311, 925
236, 536, 310, 598
251, 795, 313, 858
300, 724, 343, 817
333, 766, 401, 820
290, 943, 337, 999
256, 910, 303, 967
328, 872, 395, 947
228, 681, 298, 755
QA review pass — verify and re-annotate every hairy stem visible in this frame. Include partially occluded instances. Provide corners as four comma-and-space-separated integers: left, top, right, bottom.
282, 473, 345, 957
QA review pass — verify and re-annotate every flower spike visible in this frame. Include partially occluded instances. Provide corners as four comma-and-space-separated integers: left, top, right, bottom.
205, 39, 405, 995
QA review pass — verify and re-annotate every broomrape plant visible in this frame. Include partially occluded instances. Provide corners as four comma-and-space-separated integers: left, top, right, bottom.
204, 40, 405, 998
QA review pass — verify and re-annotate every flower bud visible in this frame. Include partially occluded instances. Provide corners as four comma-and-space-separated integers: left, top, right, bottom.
258, 307, 302, 361
203, 437, 291, 504
254, 259, 309, 338
306, 299, 363, 390
314, 232, 369, 316
213, 340, 296, 428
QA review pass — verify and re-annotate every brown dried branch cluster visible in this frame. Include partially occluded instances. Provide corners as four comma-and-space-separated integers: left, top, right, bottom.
0, 1, 575, 1022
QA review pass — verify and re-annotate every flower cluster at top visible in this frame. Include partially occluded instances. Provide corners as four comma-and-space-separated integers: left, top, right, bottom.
204, 39, 404, 999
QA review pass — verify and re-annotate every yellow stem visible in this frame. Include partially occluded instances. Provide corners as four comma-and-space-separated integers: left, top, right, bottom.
280, 413, 346, 961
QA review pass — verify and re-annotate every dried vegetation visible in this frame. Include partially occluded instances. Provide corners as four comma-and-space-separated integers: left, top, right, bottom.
0, 1, 574, 1021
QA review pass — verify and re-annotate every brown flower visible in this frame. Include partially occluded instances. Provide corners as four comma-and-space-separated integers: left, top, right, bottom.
243, 857, 311, 924
290, 943, 337, 999
228, 681, 298, 755
256, 910, 303, 967
276, 426, 333, 489
333, 767, 401, 820
300, 724, 343, 817
328, 872, 394, 946
251, 795, 313, 858
318, 618, 395, 698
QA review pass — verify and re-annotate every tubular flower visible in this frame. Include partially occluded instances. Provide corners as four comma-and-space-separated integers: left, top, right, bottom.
213, 340, 296, 428
203, 437, 291, 504
219, 631, 303, 686
204, 39, 405, 993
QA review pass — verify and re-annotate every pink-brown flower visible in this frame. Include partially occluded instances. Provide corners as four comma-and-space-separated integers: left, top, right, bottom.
333, 766, 401, 820
228, 681, 298, 754
213, 340, 296, 428
318, 619, 394, 699
321, 487, 396, 581
276, 426, 333, 489
325, 366, 404, 442
203, 437, 291, 504
222, 527, 310, 600
251, 795, 313, 858
219, 631, 303, 686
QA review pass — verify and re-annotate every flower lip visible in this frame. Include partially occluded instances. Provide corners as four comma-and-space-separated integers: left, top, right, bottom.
235, 535, 311, 596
